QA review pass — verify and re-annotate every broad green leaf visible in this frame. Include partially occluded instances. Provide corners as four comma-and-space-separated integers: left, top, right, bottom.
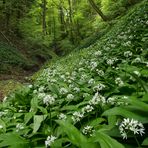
31, 97, 38, 111
56, 120, 96, 148
33, 115, 47, 133
130, 73, 148, 93
142, 93, 148, 102
102, 107, 148, 123
89, 117, 106, 127
91, 131, 125, 148
0, 119, 6, 133
24, 112, 35, 124
142, 137, 148, 146
0, 133, 29, 147
127, 98, 148, 111
108, 115, 117, 127
38, 106, 48, 114
61, 105, 78, 111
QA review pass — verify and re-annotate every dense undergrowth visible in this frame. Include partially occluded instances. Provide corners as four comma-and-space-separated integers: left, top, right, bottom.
0, 1, 148, 148
0, 42, 28, 74
0, 41, 57, 74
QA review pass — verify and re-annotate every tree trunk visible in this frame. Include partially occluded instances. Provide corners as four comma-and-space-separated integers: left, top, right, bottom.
88, 0, 108, 21
42, 0, 47, 36
68, 0, 74, 44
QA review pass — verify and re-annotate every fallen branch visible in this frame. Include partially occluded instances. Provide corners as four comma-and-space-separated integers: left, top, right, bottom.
0, 31, 14, 47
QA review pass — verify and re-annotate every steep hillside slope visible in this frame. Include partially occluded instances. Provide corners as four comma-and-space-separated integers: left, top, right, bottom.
0, 42, 29, 74
0, 1, 147, 148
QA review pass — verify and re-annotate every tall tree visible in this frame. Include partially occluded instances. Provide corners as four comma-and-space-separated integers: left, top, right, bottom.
88, 0, 108, 21
42, 0, 47, 35
68, 0, 74, 44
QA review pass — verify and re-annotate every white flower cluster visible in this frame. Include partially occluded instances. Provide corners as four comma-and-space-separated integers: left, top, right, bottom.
0, 125, 4, 129
133, 71, 141, 77
123, 41, 131, 47
94, 50, 102, 56
89, 92, 106, 106
106, 59, 114, 66
59, 87, 68, 95
96, 69, 105, 76
58, 113, 67, 120
82, 105, 94, 113
88, 78, 95, 85
72, 111, 84, 123
90, 61, 98, 70
82, 125, 94, 136
66, 94, 74, 100
107, 96, 128, 106
115, 77, 124, 86
16, 123, 25, 132
43, 94, 55, 106
118, 118, 145, 139
124, 51, 133, 58
132, 57, 141, 64
107, 96, 117, 105
45, 135, 57, 147
73, 87, 80, 93
93, 83, 105, 91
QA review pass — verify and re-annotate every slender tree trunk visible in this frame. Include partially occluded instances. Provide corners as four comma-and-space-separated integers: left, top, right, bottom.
42, 0, 47, 36
68, 0, 74, 44
59, 5, 66, 38
88, 0, 108, 21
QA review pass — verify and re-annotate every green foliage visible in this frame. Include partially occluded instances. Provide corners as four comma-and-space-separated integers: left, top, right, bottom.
0, 1, 148, 148
0, 42, 28, 73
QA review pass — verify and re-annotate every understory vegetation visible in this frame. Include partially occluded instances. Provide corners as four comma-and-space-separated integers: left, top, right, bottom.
0, 0, 148, 148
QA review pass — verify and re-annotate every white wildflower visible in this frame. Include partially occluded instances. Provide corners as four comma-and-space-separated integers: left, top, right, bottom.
123, 41, 131, 47
82, 105, 94, 113
124, 51, 132, 58
72, 111, 84, 123
45, 135, 57, 147
107, 96, 117, 105
16, 123, 24, 132
50, 79, 57, 83
93, 83, 105, 91
133, 71, 141, 77
0, 125, 3, 129
33, 90, 38, 94
73, 87, 80, 93
145, 62, 148, 67
38, 93, 46, 99
82, 126, 94, 136
38, 86, 45, 92
115, 77, 124, 86
67, 94, 74, 100
89, 92, 106, 105
28, 84, 33, 88
59, 88, 68, 95
132, 57, 141, 63
106, 59, 114, 65
96, 69, 104, 76
43, 95, 55, 106
3, 96, 7, 102
58, 113, 67, 120
79, 68, 85, 72
94, 51, 102, 56
90, 62, 98, 70
118, 118, 145, 139
88, 78, 95, 85
83, 93, 90, 98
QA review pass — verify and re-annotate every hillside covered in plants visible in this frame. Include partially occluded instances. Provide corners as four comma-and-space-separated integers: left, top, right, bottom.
0, 0, 148, 148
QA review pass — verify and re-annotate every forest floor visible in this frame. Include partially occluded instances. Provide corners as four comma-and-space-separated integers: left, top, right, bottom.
0, 66, 39, 100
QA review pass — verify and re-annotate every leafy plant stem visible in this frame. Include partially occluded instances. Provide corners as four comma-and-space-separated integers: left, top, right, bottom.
134, 136, 141, 148
49, 106, 52, 130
